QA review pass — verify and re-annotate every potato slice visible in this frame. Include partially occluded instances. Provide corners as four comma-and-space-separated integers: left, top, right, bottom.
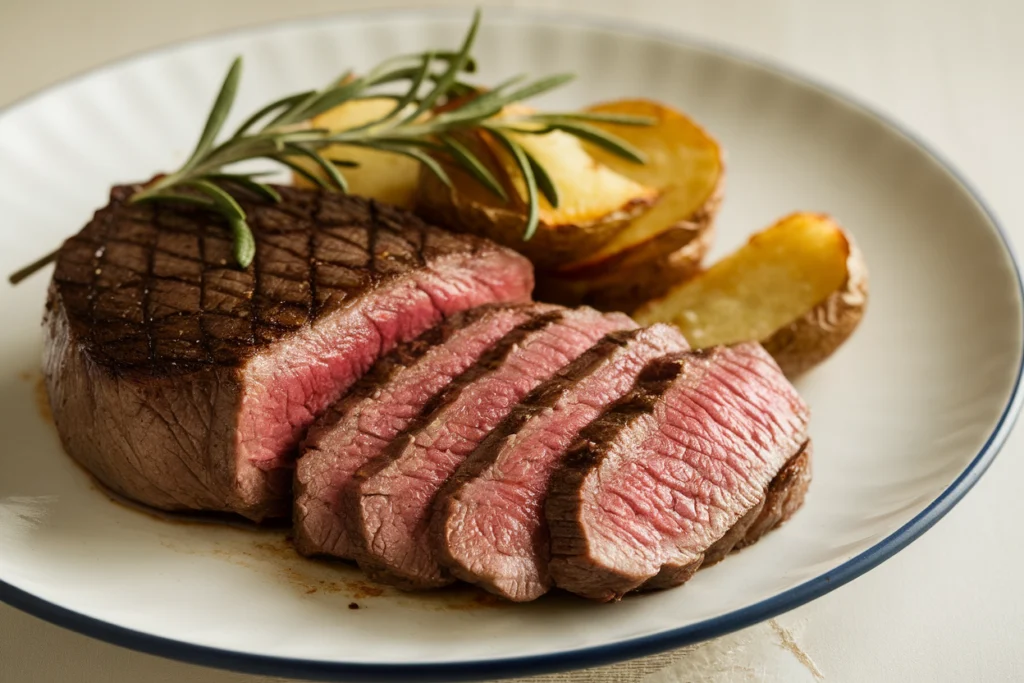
535, 99, 723, 309
291, 98, 421, 208
562, 99, 723, 267
415, 109, 660, 269
497, 127, 657, 227
635, 213, 868, 376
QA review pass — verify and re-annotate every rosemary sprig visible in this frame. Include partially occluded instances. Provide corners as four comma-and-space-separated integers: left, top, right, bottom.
9, 9, 653, 284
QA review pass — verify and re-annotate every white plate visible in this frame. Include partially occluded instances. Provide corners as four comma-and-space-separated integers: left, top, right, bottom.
0, 8, 1021, 682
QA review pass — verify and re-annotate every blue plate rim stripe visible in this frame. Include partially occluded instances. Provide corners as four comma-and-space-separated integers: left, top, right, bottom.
1, 7, 1021, 682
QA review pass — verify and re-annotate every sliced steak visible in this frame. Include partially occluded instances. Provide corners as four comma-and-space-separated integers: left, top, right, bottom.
44, 185, 533, 521
347, 307, 636, 589
293, 302, 551, 558
433, 324, 689, 602
546, 343, 810, 601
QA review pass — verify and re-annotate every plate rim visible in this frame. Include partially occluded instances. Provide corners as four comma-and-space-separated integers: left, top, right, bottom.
1, 6, 1022, 682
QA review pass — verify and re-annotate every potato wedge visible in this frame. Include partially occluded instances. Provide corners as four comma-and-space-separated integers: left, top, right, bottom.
535, 99, 724, 308
635, 213, 868, 376
291, 98, 421, 208
415, 122, 658, 269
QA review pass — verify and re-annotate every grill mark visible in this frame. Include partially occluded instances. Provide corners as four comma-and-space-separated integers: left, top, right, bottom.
250, 212, 262, 344
202, 282, 255, 301
367, 201, 380, 274
415, 225, 427, 268
141, 209, 158, 364
86, 209, 114, 348
308, 192, 321, 319
197, 224, 213, 363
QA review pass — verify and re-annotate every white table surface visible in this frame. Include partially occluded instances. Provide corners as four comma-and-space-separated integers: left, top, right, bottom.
1, 0, 1021, 681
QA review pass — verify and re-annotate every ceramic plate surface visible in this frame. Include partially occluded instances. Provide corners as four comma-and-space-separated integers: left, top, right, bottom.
0, 8, 1021, 682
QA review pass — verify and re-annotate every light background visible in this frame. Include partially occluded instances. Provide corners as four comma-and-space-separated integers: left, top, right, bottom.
0, 1, 1022, 681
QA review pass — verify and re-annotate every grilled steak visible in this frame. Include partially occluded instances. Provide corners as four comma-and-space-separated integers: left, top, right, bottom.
347, 307, 636, 589
293, 303, 551, 558
434, 324, 689, 602
43, 185, 533, 521
546, 343, 810, 601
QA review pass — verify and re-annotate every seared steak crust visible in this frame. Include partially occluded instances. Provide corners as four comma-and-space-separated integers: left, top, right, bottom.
51, 186, 516, 371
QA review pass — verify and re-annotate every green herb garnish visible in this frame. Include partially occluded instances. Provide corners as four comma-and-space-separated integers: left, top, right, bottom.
9, 9, 652, 284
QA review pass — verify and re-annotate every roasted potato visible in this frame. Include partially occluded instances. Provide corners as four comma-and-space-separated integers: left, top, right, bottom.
291, 98, 421, 208
635, 213, 868, 376
415, 119, 659, 269
535, 99, 724, 309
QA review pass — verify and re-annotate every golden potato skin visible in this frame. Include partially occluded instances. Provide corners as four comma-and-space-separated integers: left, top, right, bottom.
534, 190, 720, 311
414, 162, 653, 270
761, 234, 869, 376
635, 213, 868, 377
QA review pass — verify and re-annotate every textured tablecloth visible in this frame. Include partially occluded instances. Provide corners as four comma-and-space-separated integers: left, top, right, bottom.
1, 0, 1022, 680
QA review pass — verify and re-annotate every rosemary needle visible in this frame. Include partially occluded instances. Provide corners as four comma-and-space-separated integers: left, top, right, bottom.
9, 9, 652, 283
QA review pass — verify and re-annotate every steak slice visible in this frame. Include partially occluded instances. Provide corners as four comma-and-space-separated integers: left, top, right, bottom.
293, 302, 551, 559
44, 185, 533, 521
546, 343, 810, 601
640, 441, 812, 591
433, 324, 689, 602
347, 307, 636, 589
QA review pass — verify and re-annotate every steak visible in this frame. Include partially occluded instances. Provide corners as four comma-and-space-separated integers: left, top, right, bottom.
293, 302, 551, 558
347, 307, 636, 589
433, 324, 689, 602
546, 343, 810, 601
43, 184, 534, 521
